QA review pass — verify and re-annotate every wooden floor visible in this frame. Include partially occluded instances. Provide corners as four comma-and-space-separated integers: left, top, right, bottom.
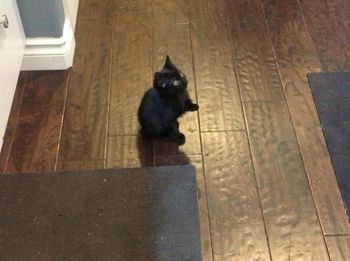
1, 0, 350, 260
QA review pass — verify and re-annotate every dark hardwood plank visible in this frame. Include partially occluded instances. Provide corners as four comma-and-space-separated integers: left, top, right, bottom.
189, 1, 245, 132
202, 131, 270, 260
225, 0, 285, 102
191, 44, 245, 132
260, 0, 321, 128
191, 0, 243, 132
106, 135, 154, 168
58, 15, 112, 163
190, 0, 246, 133
78, 0, 117, 20
152, 0, 189, 25
189, 0, 228, 46
244, 100, 329, 260
6, 71, 69, 173
277, 68, 321, 130
117, 0, 152, 13
0, 73, 26, 173
263, 0, 350, 234
152, 24, 201, 155
155, 154, 213, 261
338, 0, 350, 31
108, 11, 152, 136
299, 0, 350, 71
262, 0, 321, 70
325, 235, 350, 261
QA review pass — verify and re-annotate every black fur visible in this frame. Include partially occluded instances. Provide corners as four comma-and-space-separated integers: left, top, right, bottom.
138, 56, 198, 144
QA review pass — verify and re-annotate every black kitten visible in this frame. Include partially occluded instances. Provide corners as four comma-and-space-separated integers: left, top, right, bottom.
138, 56, 199, 144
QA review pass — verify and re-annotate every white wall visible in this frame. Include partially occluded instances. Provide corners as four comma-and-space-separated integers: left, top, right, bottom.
17, 0, 65, 38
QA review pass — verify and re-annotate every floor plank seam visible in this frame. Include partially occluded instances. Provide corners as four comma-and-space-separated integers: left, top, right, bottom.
223, 1, 273, 260
258, 0, 331, 259
294, 0, 329, 71
151, 0, 155, 167
54, 71, 71, 171
294, 0, 324, 70
325, 233, 350, 237
242, 99, 286, 104
104, 12, 116, 170
201, 129, 246, 133
188, 1, 214, 259
152, 22, 190, 26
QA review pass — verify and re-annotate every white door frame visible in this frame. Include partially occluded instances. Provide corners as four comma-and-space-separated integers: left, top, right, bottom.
0, 0, 26, 151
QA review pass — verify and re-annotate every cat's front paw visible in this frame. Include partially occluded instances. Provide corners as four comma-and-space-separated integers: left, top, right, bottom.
177, 133, 186, 145
188, 103, 199, 111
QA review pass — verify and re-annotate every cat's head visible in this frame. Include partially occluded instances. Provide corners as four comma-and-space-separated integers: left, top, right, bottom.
153, 56, 188, 97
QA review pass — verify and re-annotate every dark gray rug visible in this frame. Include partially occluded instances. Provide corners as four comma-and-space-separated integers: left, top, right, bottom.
308, 72, 350, 218
0, 166, 201, 260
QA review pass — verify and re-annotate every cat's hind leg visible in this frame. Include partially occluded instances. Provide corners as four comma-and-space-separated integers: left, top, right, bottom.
164, 121, 185, 145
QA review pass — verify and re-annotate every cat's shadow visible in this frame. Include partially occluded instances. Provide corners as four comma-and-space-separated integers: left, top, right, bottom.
136, 134, 190, 167
132, 133, 192, 260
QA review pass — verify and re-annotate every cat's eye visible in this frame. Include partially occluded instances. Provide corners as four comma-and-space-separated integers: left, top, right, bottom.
173, 80, 179, 86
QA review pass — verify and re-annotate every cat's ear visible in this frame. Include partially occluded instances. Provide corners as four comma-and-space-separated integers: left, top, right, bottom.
165, 55, 171, 66
164, 55, 177, 71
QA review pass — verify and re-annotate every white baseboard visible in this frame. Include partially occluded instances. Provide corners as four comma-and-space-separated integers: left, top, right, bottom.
21, 18, 76, 71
